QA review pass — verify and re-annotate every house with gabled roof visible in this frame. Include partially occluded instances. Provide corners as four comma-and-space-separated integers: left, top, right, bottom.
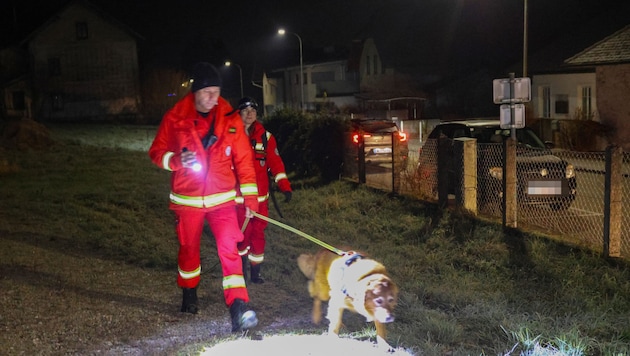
564, 24, 630, 149
2, 0, 143, 122
526, 0, 630, 149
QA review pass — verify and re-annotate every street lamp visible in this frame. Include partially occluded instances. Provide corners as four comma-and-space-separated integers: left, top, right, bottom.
224, 60, 243, 98
277, 28, 304, 112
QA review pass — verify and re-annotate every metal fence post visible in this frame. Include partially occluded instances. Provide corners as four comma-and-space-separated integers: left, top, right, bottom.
503, 137, 517, 228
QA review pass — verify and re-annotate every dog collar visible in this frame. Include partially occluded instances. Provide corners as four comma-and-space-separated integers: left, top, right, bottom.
343, 251, 364, 267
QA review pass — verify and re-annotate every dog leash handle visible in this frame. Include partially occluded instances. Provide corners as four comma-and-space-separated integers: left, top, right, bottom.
251, 211, 345, 255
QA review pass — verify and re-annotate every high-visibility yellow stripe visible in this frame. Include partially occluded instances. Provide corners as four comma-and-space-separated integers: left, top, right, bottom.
248, 253, 264, 263
223, 275, 246, 289
162, 152, 175, 171
170, 190, 236, 208
234, 193, 268, 204
274, 173, 288, 182
179, 265, 201, 280
240, 183, 258, 196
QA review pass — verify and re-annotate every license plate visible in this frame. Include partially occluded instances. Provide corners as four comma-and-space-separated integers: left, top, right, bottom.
373, 147, 392, 154
527, 180, 564, 195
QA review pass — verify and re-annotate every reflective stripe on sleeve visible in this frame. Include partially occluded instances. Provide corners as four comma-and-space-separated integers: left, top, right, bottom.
234, 193, 269, 204
274, 173, 288, 182
162, 152, 175, 171
240, 183, 258, 196
223, 275, 247, 290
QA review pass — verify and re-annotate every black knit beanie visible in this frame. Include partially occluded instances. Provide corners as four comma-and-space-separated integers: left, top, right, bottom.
191, 62, 222, 92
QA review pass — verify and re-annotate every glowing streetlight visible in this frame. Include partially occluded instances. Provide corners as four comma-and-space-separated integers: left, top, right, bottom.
224, 60, 243, 98
277, 28, 304, 112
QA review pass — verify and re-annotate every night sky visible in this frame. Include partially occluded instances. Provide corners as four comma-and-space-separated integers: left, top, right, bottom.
1, 0, 627, 95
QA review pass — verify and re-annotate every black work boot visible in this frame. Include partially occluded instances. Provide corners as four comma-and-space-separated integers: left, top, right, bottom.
229, 298, 258, 332
180, 287, 198, 314
250, 263, 265, 284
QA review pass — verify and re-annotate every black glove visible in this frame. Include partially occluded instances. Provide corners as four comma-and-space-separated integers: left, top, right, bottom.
283, 191, 292, 203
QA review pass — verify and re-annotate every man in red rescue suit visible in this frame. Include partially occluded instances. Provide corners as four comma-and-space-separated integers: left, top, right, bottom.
148, 62, 258, 332
235, 97, 292, 284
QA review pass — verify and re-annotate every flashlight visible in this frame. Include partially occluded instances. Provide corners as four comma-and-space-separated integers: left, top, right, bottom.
182, 147, 202, 172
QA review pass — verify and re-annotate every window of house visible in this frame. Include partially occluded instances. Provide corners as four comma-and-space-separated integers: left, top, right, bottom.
580, 86, 592, 115
294, 73, 299, 85
541, 86, 551, 118
311, 71, 334, 83
48, 57, 61, 76
373, 55, 378, 76
52, 93, 64, 111
366, 55, 371, 75
303, 72, 307, 85
11, 91, 25, 110
76, 22, 88, 40
555, 94, 569, 114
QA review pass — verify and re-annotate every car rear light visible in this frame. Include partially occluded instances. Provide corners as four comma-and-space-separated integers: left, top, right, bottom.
398, 131, 407, 142
352, 133, 372, 144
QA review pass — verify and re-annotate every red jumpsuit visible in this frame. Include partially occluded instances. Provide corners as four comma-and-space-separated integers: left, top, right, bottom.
236, 120, 291, 264
148, 93, 258, 307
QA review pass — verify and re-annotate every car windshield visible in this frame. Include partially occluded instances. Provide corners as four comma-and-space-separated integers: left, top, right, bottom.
472, 127, 546, 149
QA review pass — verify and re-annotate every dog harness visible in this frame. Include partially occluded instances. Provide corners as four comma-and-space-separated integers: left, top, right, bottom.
341, 251, 364, 297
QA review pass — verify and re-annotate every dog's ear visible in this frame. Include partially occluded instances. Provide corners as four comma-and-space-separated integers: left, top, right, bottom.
297, 254, 316, 279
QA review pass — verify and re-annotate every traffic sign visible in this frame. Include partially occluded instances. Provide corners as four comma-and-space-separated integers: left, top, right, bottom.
493, 77, 531, 104
500, 104, 525, 129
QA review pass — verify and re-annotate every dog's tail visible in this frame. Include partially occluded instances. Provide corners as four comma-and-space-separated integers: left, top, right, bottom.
297, 253, 316, 280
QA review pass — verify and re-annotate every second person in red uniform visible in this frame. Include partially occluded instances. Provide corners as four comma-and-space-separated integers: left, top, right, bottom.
235, 97, 292, 284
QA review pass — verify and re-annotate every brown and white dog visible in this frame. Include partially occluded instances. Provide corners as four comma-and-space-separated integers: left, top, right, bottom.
297, 249, 399, 349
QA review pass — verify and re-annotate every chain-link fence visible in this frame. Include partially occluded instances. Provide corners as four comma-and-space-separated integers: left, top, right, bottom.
400, 138, 630, 260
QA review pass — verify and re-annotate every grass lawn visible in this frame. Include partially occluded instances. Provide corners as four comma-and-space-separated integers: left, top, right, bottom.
1, 122, 629, 355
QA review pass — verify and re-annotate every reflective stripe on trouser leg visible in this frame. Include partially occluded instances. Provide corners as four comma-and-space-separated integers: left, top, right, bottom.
205, 205, 249, 306
175, 211, 205, 288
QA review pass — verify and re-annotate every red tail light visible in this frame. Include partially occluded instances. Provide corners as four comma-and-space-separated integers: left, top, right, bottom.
352, 133, 372, 144
398, 131, 407, 142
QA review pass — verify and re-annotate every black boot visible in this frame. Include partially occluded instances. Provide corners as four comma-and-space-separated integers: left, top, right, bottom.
229, 298, 258, 332
180, 287, 198, 314
250, 263, 264, 284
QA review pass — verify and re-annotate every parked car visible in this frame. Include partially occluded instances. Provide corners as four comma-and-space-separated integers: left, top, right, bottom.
349, 118, 408, 167
416, 119, 577, 210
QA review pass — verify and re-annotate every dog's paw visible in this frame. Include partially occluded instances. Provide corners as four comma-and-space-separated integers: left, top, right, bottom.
376, 335, 395, 353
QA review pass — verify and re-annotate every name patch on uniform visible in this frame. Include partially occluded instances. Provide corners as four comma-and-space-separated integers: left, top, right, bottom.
229, 127, 237, 134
